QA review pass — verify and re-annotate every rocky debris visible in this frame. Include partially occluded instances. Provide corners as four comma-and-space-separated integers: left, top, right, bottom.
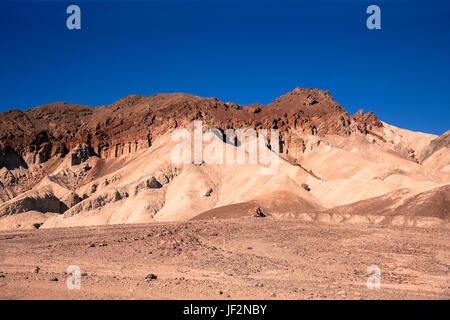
90, 184, 98, 195
301, 183, 311, 192
408, 149, 417, 162
147, 177, 162, 189
81, 162, 91, 172
351, 109, 383, 134
203, 188, 213, 197
0, 272, 6, 278
145, 274, 158, 281
252, 207, 265, 218
49, 277, 58, 282
134, 177, 163, 196
70, 144, 93, 166
62, 192, 82, 208
157, 173, 170, 185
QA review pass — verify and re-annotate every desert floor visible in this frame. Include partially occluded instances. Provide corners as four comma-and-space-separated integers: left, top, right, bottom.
0, 216, 449, 300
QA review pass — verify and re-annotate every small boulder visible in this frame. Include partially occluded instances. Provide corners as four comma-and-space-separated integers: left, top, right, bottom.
146, 177, 162, 189
203, 188, 213, 197
145, 274, 158, 282
253, 207, 265, 218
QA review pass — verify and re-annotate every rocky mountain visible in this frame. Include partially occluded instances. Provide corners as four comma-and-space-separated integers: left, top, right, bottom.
0, 87, 448, 230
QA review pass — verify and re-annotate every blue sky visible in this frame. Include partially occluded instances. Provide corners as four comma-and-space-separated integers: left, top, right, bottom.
0, 0, 449, 135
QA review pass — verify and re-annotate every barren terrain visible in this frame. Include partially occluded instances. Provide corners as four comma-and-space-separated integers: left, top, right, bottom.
0, 87, 448, 300
0, 216, 449, 300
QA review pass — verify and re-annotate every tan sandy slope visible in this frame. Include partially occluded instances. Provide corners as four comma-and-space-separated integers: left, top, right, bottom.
0, 89, 448, 229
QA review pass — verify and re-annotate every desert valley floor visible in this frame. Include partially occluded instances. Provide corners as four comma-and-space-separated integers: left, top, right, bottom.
0, 216, 449, 300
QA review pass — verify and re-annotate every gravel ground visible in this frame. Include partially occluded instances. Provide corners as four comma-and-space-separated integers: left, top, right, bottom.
0, 216, 449, 300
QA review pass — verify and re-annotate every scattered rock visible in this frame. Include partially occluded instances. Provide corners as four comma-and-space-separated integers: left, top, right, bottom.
49, 277, 59, 282
203, 188, 213, 197
252, 207, 265, 218
145, 274, 158, 281
301, 183, 311, 192
146, 177, 162, 189
33, 266, 40, 274
62, 192, 82, 208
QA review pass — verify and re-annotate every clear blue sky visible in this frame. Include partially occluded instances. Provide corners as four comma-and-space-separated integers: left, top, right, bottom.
0, 0, 449, 135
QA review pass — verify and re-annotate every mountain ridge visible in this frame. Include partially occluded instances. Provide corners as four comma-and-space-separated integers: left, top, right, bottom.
0, 87, 448, 230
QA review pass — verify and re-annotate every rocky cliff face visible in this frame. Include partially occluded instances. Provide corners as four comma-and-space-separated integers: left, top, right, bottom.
0, 87, 382, 167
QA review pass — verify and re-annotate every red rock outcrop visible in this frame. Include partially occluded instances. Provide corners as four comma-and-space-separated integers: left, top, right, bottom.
0, 88, 382, 165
